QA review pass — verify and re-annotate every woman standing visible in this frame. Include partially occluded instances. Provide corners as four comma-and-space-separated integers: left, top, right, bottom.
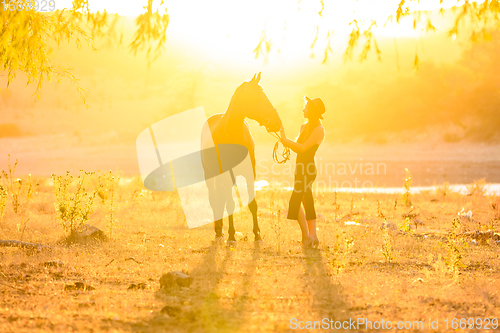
280, 97, 325, 248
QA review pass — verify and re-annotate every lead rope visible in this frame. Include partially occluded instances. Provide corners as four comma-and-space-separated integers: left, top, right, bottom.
268, 131, 291, 164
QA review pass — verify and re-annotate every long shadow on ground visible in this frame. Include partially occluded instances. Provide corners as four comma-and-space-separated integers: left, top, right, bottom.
128, 240, 261, 333
299, 248, 351, 330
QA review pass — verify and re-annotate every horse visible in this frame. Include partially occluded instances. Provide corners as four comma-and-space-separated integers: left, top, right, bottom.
200, 73, 282, 243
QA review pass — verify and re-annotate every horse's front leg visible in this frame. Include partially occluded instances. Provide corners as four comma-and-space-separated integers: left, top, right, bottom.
207, 178, 225, 239
226, 178, 236, 243
248, 198, 261, 241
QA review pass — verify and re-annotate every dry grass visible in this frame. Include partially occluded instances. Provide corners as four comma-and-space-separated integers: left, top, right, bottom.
0, 174, 499, 332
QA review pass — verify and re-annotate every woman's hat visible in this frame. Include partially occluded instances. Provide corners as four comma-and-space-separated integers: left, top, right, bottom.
304, 96, 326, 119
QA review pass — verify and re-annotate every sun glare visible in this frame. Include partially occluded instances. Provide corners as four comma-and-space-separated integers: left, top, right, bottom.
52, 0, 481, 69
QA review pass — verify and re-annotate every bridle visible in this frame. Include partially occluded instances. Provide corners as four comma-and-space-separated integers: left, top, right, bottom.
252, 96, 291, 165
268, 130, 291, 164
258, 116, 290, 165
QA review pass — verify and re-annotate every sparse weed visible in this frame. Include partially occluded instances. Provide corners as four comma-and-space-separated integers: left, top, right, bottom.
377, 200, 385, 218
445, 217, 466, 281
425, 253, 449, 280
350, 195, 355, 215
270, 209, 282, 254
329, 232, 354, 276
17, 216, 30, 242
466, 178, 488, 196
269, 191, 282, 254
490, 197, 500, 230
332, 190, 340, 221
435, 182, 451, 200
96, 171, 120, 239
402, 168, 412, 207
491, 197, 500, 221
399, 217, 413, 234
52, 170, 103, 236
1, 155, 35, 215
381, 219, 394, 262
0, 185, 6, 223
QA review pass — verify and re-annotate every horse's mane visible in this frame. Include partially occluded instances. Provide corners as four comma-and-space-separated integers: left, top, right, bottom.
225, 82, 248, 114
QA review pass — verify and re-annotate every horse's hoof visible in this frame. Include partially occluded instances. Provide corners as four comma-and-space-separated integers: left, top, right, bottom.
214, 236, 225, 244
227, 240, 237, 247
254, 239, 264, 247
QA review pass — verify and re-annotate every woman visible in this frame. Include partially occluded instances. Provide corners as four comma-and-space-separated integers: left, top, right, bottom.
280, 97, 325, 248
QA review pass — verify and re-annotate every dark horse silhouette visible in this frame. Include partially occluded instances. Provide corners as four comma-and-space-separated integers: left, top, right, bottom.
200, 73, 282, 243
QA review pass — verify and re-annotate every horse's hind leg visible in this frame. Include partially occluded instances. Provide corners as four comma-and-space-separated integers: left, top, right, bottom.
208, 185, 225, 239
249, 199, 261, 241
227, 194, 236, 243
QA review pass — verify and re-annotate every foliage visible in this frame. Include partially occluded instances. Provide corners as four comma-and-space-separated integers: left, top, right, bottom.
1, 0, 168, 102
1, 154, 34, 215
329, 231, 354, 276
129, 0, 169, 63
269, 191, 283, 254
435, 182, 452, 200
445, 217, 466, 281
399, 216, 413, 234
402, 168, 412, 207
0, 3, 93, 104
332, 190, 340, 222
381, 219, 394, 262
3, 0, 500, 102
52, 170, 103, 235
466, 178, 488, 196
97, 170, 120, 239
0, 184, 6, 223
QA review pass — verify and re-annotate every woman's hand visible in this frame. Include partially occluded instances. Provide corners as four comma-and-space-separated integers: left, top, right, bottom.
280, 125, 286, 139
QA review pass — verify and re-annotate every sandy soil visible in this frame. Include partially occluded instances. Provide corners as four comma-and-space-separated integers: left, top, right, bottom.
0, 178, 499, 333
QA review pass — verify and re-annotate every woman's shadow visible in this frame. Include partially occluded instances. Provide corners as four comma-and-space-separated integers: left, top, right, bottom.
300, 247, 351, 323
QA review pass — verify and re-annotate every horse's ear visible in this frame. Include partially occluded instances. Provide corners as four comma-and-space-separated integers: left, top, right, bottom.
256, 72, 261, 84
250, 74, 256, 83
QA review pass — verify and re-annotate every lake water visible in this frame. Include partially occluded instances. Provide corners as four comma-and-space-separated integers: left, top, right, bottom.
254, 180, 500, 195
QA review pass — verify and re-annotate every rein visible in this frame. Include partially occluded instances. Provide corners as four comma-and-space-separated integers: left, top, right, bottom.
268, 131, 291, 164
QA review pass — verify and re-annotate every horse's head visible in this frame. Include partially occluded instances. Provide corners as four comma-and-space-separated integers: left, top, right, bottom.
237, 73, 282, 133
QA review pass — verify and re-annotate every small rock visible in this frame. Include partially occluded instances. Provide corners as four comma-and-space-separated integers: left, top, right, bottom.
128, 283, 147, 290
160, 271, 193, 289
62, 224, 108, 245
64, 282, 95, 291
41, 260, 64, 268
160, 305, 182, 317
380, 220, 397, 231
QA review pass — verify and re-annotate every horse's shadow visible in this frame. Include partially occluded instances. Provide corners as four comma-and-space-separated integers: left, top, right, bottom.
187, 242, 261, 332
131, 241, 260, 332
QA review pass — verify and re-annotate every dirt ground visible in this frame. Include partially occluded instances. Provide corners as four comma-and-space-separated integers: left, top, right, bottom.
0, 170, 499, 332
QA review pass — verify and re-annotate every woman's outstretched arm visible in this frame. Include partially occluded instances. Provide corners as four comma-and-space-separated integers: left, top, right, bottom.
280, 125, 324, 153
